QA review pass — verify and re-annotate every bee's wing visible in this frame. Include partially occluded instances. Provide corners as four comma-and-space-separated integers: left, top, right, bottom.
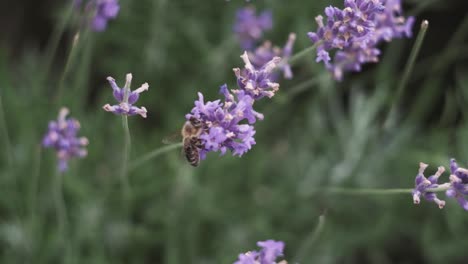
162, 132, 182, 144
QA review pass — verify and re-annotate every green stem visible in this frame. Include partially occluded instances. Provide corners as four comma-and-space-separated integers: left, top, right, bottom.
55, 32, 81, 104
29, 146, 42, 235
293, 214, 326, 263
0, 92, 13, 168
288, 42, 321, 66
128, 142, 183, 172
317, 184, 450, 195
121, 115, 131, 207
385, 20, 429, 128
284, 76, 321, 98
44, 3, 74, 79
54, 170, 68, 248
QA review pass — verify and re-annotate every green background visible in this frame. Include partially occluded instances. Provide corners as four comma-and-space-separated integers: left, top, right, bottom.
1, 0, 468, 263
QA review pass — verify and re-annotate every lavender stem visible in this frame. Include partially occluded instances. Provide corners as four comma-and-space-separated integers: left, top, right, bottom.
384, 20, 429, 129
128, 142, 183, 172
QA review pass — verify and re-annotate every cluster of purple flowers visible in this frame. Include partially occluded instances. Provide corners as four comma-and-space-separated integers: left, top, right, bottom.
234, 240, 286, 264
42, 108, 89, 172
412, 159, 468, 210
74, 0, 120, 31
103, 73, 149, 118
308, 0, 415, 80
185, 52, 280, 160
234, 7, 296, 80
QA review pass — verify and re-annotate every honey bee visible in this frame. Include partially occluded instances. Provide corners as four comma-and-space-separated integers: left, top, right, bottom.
181, 117, 204, 167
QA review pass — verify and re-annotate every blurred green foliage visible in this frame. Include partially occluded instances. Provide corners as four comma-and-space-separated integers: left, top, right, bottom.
1, 0, 468, 263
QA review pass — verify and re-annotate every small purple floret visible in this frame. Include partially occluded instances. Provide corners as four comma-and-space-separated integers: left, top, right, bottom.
42, 108, 89, 172
103, 73, 149, 118
234, 7, 273, 50
234, 240, 286, 264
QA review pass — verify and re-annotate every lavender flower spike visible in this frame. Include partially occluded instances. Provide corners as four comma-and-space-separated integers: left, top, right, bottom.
186, 85, 261, 160
412, 162, 446, 209
233, 7, 273, 50
446, 159, 468, 210
103, 73, 149, 118
91, 0, 120, 32
234, 240, 287, 264
234, 51, 281, 100
42, 108, 89, 172
308, 0, 385, 60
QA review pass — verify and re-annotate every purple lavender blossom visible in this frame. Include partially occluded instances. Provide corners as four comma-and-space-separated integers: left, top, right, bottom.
74, 0, 120, 31
374, 0, 415, 42
445, 159, 468, 210
248, 33, 296, 79
308, 0, 385, 55
42, 108, 89, 172
412, 162, 446, 209
234, 7, 273, 50
308, 0, 414, 80
186, 85, 263, 159
234, 240, 286, 264
103, 73, 149, 118
233, 52, 281, 100
91, 0, 120, 32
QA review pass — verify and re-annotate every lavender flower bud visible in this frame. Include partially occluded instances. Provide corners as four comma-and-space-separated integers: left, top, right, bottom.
103, 73, 149, 118
42, 108, 89, 172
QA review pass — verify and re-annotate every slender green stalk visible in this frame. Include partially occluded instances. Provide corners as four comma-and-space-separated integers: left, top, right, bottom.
384, 20, 429, 128
43, 3, 75, 79
29, 146, 42, 233
294, 214, 326, 263
54, 170, 68, 247
0, 92, 13, 168
317, 184, 450, 195
406, 15, 468, 124
395, 21, 428, 103
128, 142, 183, 172
120, 115, 132, 206
288, 42, 321, 66
284, 76, 321, 98
55, 32, 81, 104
